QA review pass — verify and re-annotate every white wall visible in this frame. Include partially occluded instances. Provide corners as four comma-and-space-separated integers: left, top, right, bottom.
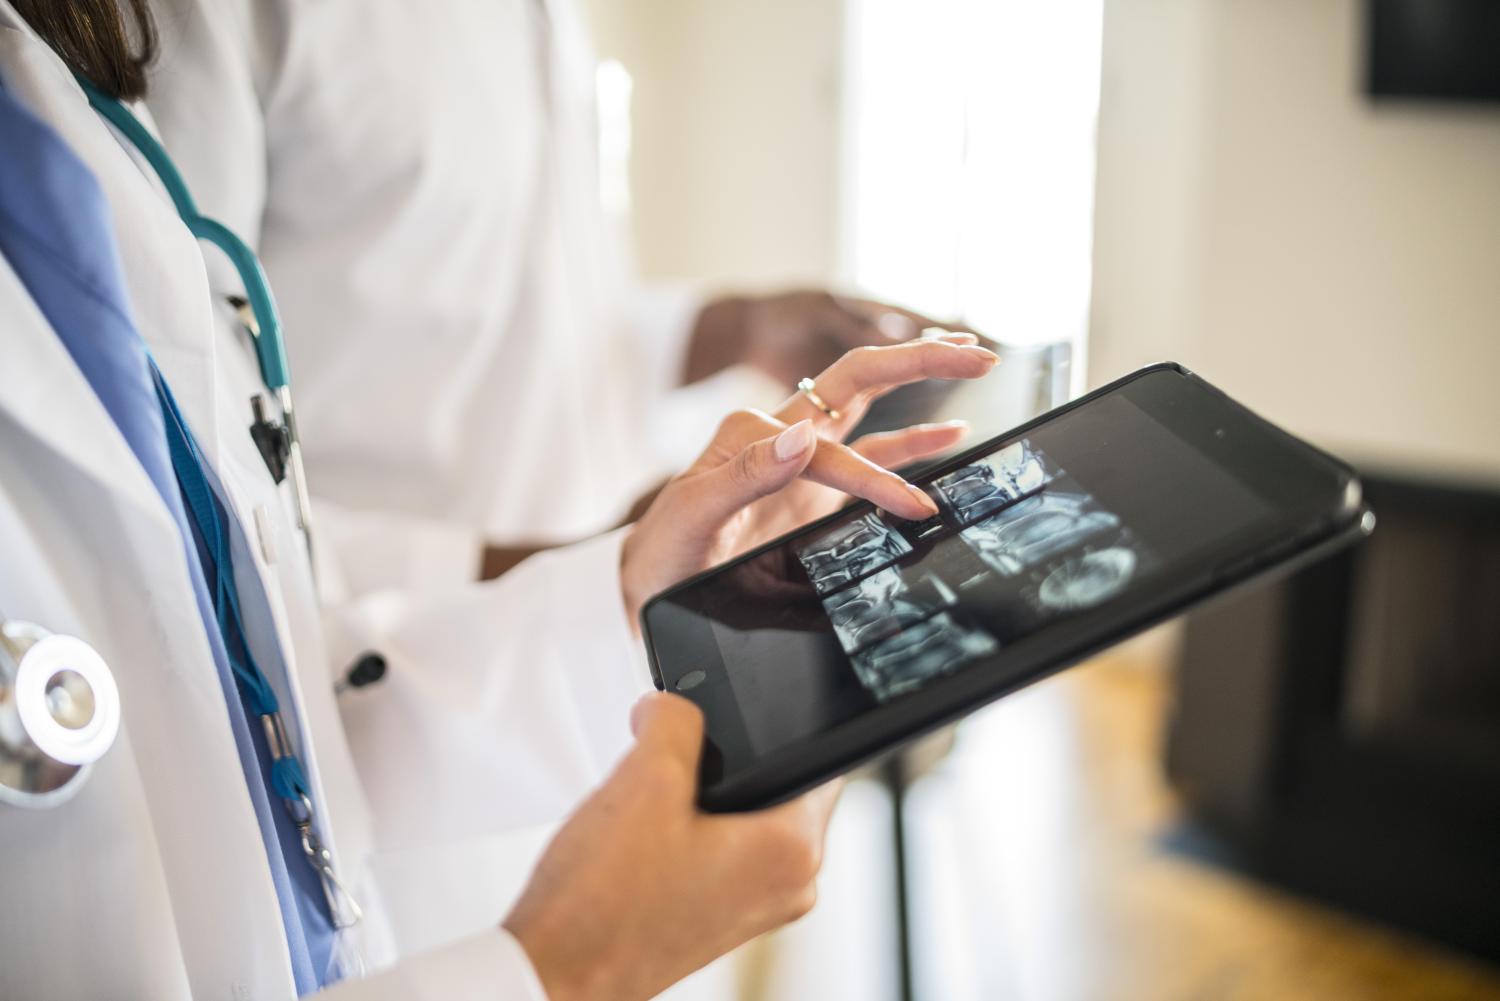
1091, 0, 1500, 481
589, 0, 1500, 481
584, 0, 846, 290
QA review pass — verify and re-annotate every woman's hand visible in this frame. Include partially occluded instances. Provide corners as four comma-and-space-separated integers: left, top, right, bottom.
683, 290, 978, 387
621, 336, 1000, 623
505, 693, 842, 1001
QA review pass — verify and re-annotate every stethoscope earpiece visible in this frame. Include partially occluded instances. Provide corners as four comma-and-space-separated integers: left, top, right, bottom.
0, 619, 121, 808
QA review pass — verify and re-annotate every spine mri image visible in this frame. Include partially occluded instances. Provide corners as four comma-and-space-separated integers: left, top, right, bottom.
796, 440, 1153, 702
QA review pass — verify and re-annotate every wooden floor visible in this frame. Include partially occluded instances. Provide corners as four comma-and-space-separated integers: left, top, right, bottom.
746, 651, 1500, 1001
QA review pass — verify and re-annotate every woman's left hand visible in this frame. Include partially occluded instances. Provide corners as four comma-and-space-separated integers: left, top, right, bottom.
621, 335, 999, 624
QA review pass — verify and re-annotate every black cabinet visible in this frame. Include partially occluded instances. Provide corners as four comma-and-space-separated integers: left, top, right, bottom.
1168, 472, 1500, 961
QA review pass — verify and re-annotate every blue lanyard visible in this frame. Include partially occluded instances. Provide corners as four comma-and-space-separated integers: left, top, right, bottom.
150, 358, 362, 930
152, 363, 308, 797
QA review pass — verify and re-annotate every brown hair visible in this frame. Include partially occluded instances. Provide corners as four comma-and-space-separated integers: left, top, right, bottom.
12, 0, 157, 100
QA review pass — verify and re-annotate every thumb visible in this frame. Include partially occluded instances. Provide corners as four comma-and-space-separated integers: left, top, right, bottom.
630, 692, 707, 772
679, 420, 817, 536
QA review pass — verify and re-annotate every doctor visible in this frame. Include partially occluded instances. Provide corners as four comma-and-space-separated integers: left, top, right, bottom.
0, 3, 998, 997
138, 0, 986, 975
140, 0, 973, 593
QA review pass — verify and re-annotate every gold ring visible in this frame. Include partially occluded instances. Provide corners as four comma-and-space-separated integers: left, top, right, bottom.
797, 377, 841, 420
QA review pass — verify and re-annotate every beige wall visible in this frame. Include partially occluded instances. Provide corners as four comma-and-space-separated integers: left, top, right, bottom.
584, 0, 846, 291
591, 0, 1500, 480
1091, 0, 1500, 481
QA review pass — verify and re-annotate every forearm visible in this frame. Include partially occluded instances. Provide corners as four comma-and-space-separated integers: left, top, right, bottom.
479, 543, 554, 581
327, 529, 652, 843
680, 295, 750, 385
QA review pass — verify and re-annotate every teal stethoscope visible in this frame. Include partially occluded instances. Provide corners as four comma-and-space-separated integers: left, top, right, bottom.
4, 83, 308, 807
75, 75, 317, 555
66, 77, 364, 934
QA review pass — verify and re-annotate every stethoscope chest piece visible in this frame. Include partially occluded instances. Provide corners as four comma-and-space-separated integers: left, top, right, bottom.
0, 620, 121, 808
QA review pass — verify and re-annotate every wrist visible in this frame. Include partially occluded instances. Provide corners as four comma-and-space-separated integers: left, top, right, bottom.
505, 921, 597, 1001
682, 295, 751, 384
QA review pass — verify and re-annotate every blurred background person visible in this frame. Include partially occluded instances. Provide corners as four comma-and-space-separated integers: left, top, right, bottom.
144, 0, 971, 597
140, 3, 969, 994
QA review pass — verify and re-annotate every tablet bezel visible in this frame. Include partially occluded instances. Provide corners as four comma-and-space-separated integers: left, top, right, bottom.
641, 363, 1369, 812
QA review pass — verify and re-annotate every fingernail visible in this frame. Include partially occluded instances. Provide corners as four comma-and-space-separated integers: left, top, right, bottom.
959, 345, 1000, 366
927, 419, 970, 430
878, 313, 918, 340
908, 484, 940, 516
921, 326, 978, 345
775, 419, 816, 461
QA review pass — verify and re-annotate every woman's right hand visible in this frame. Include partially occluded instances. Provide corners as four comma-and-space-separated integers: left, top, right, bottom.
507, 339, 1000, 998
503, 693, 840, 1001
620, 336, 1000, 624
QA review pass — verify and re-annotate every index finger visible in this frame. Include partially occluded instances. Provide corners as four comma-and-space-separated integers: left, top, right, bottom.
804, 437, 938, 520
777, 339, 998, 434
686, 407, 939, 520
840, 296, 981, 339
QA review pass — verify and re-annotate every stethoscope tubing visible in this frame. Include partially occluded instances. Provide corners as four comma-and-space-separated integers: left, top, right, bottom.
75, 74, 317, 549
74, 75, 290, 391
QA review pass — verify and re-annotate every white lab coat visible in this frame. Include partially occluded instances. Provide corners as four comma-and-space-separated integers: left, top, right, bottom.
0, 8, 653, 997
139, 8, 744, 984
143, 0, 703, 595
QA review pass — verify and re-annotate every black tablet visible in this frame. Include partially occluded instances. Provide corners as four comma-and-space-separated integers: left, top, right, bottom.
641, 364, 1372, 812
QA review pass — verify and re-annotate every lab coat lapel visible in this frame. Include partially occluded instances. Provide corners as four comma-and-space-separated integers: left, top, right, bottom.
0, 259, 300, 998
0, 268, 167, 535
3, 10, 386, 974
0, 13, 225, 468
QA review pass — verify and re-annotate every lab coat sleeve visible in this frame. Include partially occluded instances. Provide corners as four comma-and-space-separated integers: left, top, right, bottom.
320, 928, 549, 1001
323, 527, 653, 854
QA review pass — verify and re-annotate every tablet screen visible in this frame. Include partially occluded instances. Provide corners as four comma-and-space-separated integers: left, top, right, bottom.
648, 369, 1334, 775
